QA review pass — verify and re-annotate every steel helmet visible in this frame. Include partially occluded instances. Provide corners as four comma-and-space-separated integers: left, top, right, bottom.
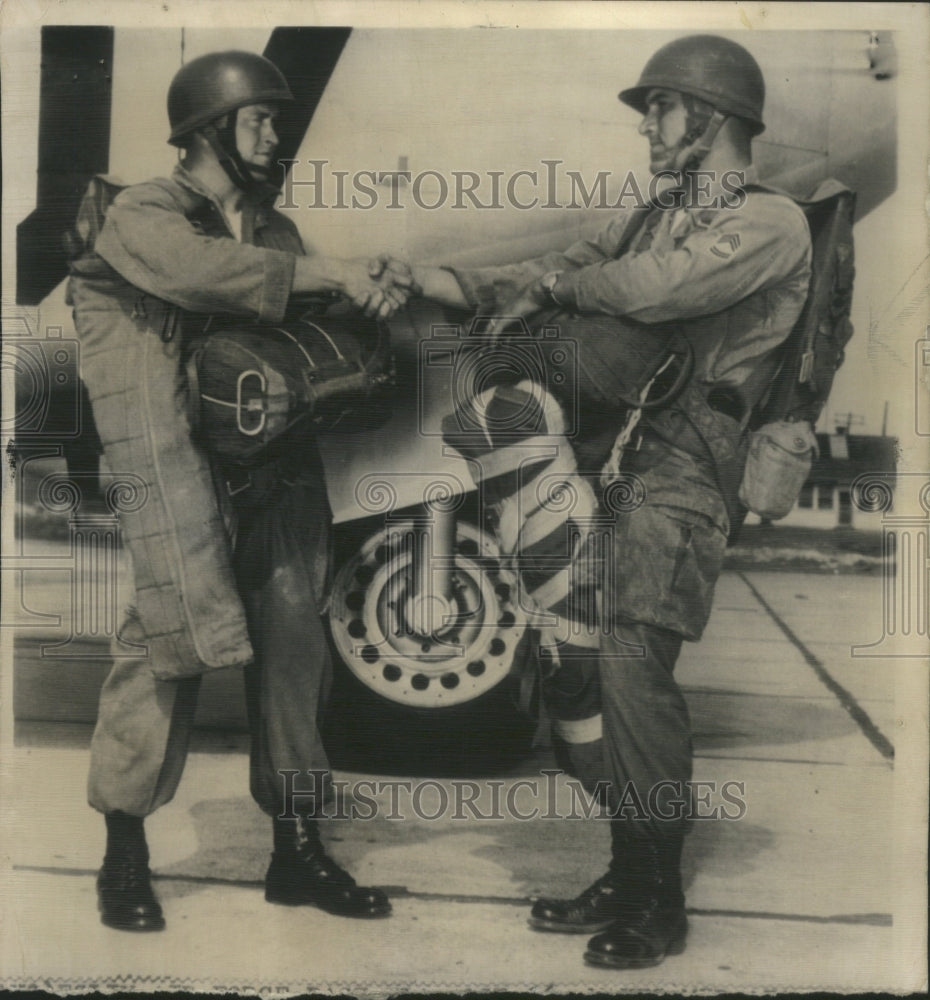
619, 35, 766, 135
168, 50, 294, 146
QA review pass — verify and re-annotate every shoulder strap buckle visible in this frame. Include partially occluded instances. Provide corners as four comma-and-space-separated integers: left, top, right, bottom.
798, 349, 815, 384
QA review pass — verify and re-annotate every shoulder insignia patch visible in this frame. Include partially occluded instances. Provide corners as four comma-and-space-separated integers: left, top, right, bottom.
710, 233, 741, 259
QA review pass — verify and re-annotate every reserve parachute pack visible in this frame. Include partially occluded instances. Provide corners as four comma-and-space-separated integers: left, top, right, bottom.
737, 179, 856, 520
187, 309, 392, 464
65, 174, 393, 467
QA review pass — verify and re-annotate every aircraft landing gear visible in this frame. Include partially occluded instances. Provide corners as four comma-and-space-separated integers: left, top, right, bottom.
325, 502, 537, 774
330, 508, 526, 710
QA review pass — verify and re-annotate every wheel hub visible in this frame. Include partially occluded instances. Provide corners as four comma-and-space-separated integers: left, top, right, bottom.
330, 520, 525, 708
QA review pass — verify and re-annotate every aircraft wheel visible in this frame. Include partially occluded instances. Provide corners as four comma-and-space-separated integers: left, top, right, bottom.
325, 518, 537, 774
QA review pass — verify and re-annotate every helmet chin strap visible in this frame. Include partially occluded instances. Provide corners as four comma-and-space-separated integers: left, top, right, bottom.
670, 106, 729, 175
202, 118, 270, 196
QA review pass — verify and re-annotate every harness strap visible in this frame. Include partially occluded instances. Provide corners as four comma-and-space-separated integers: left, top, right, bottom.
599, 351, 678, 487
185, 347, 204, 436
673, 384, 750, 528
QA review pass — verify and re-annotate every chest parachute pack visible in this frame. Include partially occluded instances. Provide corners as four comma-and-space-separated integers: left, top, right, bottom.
736, 179, 856, 520
66, 175, 393, 466
186, 308, 392, 464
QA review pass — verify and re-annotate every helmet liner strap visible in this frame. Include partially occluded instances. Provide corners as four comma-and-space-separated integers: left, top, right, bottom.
202, 120, 266, 196
675, 110, 729, 173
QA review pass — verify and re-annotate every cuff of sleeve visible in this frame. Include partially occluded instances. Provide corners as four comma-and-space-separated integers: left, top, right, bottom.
259, 249, 297, 323
443, 266, 496, 314
549, 268, 581, 310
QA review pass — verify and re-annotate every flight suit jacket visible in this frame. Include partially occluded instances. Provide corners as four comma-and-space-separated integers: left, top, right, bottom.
69, 165, 305, 678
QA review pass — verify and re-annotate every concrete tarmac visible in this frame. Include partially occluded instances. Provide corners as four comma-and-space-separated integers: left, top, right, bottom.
1, 568, 925, 995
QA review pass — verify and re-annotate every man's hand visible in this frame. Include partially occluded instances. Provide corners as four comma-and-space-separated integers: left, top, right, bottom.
341, 257, 413, 319
368, 253, 422, 298
482, 278, 549, 341
293, 255, 412, 319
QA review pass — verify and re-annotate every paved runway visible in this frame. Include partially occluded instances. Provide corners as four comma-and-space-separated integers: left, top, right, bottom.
1, 564, 925, 994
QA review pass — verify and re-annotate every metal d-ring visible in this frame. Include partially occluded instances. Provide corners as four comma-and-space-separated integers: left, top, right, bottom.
236, 369, 267, 436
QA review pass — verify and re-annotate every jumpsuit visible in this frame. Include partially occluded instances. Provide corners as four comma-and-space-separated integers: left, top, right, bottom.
73, 165, 333, 818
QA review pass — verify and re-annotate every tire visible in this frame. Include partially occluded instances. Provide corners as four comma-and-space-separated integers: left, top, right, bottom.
322, 641, 538, 777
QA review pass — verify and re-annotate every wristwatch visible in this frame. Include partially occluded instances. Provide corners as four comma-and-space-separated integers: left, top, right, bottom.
539, 270, 564, 306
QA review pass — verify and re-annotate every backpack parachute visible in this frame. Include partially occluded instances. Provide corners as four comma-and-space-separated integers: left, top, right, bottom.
753, 179, 857, 428
64, 174, 128, 263
737, 180, 857, 521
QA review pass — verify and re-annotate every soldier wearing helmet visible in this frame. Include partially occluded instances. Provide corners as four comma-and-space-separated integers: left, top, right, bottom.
620, 33, 766, 175
395, 35, 812, 969
72, 51, 412, 933
168, 50, 298, 193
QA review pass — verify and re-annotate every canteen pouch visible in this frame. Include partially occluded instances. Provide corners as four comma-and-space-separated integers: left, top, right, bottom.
739, 420, 818, 520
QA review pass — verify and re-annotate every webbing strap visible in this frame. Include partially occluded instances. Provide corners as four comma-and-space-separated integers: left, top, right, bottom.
679, 110, 729, 173
675, 384, 749, 527
600, 351, 678, 487
496, 448, 585, 554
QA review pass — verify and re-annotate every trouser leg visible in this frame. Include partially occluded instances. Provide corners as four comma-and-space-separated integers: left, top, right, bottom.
595, 441, 726, 832
599, 618, 690, 836
232, 471, 392, 917
531, 622, 690, 958
234, 476, 333, 817
88, 610, 201, 817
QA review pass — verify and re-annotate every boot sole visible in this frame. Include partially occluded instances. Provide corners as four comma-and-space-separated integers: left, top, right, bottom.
583, 932, 687, 969
97, 897, 165, 932
528, 917, 617, 934
99, 912, 166, 932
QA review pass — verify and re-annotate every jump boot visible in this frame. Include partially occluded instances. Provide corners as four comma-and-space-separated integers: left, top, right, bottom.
584, 830, 687, 969
265, 815, 391, 918
96, 811, 166, 932
528, 820, 631, 934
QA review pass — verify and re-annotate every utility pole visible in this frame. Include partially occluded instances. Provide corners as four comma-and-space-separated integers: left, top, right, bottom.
833, 411, 865, 434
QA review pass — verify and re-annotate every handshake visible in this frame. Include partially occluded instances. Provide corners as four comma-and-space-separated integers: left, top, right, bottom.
345, 253, 422, 320
304, 252, 474, 319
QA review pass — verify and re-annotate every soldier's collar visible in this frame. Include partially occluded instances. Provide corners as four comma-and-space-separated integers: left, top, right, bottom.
678, 163, 759, 208
171, 164, 281, 211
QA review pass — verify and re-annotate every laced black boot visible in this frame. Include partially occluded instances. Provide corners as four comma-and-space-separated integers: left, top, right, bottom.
97, 811, 165, 932
584, 832, 687, 969
265, 816, 391, 918
528, 820, 629, 933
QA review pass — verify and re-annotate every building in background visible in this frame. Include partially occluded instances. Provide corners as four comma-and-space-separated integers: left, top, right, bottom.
776, 427, 897, 528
